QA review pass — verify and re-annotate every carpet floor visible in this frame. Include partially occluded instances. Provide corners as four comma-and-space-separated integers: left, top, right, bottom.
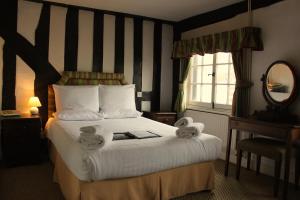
0, 160, 299, 200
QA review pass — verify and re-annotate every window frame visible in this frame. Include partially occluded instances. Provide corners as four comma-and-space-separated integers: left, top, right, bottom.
187, 53, 235, 111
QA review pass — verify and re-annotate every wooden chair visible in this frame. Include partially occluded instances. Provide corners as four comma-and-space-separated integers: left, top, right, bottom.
295, 141, 300, 190
236, 137, 285, 197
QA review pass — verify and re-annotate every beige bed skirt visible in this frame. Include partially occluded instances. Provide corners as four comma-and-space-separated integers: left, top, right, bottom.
50, 144, 215, 200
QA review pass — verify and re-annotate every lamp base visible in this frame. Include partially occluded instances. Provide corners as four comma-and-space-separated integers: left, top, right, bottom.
30, 107, 39, 115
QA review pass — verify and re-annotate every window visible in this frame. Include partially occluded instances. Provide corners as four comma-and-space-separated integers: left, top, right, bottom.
187, 52, 236, 110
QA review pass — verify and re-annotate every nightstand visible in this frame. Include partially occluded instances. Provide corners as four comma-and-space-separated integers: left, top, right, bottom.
0, 114, 42, 166
143, 111, 177, 126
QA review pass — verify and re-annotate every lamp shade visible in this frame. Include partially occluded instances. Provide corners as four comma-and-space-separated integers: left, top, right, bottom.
28, 96, 41, 107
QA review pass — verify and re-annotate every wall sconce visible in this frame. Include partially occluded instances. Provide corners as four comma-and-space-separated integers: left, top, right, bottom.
28, 96, 41, 115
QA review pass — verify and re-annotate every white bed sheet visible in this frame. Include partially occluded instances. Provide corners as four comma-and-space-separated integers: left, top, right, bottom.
46, 117, 222, 181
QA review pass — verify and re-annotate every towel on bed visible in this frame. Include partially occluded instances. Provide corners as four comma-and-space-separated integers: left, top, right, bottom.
80, 125, 102, 134
79, 125, 113, 150
176, 123, 205, 138
174, 117, 193, 128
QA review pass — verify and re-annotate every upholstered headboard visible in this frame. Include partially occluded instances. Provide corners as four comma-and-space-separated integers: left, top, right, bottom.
47, 71, 127, 119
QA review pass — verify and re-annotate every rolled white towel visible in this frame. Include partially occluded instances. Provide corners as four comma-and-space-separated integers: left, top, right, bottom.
79, 131, 113, 150
78, 125, 113, 150
174, 117, 193, 128
80, 125, 102, 134
176, 122, 205, 138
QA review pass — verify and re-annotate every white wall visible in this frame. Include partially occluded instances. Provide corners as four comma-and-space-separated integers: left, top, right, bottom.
251, 0, 300, 114
182, 0, 300, 114
182, 0, 300, 181
0, 0, 174, 113
16, 0, 40, 113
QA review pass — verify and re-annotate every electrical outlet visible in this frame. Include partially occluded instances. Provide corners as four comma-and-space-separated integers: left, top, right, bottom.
137, 92, 143, 98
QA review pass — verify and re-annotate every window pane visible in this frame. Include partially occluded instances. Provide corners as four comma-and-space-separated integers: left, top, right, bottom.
203, 54, 213, 65
192, 55, 197, 66
201, 85, 212, 103
202, 65, 213, 84
215, 85, 228, 104
191, 67, 201, 83
191, 84, 201, 101
216, 64, 229, 84
192, 55, 202, 66
228, 85, 235, 105
216, 52, 230, 63
229, 64, 236, 84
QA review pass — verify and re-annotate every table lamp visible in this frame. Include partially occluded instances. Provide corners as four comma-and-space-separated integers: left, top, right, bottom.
28, 96, 41, 115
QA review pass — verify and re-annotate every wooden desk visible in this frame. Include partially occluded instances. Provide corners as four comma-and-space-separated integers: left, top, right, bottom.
225, 116, 300, 199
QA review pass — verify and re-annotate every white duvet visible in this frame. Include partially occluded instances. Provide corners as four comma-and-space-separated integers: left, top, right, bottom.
46, 117, 222, 181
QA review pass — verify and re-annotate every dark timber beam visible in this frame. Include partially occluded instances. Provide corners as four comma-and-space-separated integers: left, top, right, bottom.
64, 7, 79, 71
151, 22, 162, 111
133, 18, 143, 111
93, 11, 104, 72
1, 0, 18, 110
114, 15, 125, 73
175, 0, 283, 33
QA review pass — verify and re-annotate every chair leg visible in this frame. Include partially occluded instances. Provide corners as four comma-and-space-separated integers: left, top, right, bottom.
256, 155, 261, 175
247, 152, 251, 170
236, 148, 243, 180
296, 156, 300, 190
274, 160, 281, 197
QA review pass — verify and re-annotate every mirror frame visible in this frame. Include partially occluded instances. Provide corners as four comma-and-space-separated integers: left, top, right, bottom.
262, 61, 297, 108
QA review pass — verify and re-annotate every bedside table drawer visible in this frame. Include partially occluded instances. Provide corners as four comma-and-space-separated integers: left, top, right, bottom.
2, 119, 41, 136
155, 116, 176, 126
1, 115, 42, 166
143, 112, 177, 126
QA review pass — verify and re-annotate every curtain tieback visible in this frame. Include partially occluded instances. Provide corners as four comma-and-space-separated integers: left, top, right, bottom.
178, 83, 184, 90
235, 80, 253, 89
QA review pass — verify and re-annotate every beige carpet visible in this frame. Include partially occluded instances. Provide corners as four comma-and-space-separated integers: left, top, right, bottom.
0, 160, 299, 200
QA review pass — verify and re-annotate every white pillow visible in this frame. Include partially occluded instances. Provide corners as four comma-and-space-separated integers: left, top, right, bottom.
54, 109, 104, 121
100, 109, 142, 119
53, 85, 99, 112
99, 84, 138, 118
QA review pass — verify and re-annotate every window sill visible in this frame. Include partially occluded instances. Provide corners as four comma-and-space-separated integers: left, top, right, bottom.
187, 105, 232, 116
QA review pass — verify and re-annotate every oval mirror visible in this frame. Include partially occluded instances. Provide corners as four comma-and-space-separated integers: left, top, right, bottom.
263, 61, 297, 107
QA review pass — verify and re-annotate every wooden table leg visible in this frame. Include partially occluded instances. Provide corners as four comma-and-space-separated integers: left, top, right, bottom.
225, 129, 232, 176
282, 144, 292, 200
247, 133, 254, 170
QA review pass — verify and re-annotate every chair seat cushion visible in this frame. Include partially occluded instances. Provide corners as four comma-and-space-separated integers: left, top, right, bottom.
294, 140, 300, 148
295, 140, 300, 158
238, 137, 285, 161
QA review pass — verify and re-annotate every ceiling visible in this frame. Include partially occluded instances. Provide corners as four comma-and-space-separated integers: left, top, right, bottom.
45, 0, 244, 21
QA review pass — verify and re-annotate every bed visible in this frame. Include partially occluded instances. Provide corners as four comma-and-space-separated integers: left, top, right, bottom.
45, 71, 222, 200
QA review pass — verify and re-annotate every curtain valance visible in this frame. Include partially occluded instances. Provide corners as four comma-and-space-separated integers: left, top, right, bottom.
172, 27, 263, 58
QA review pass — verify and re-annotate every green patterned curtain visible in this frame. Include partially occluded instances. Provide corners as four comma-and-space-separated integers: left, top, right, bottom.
173, 26, 263, 114
174, 58, 191, 112
173, 27, 263, 58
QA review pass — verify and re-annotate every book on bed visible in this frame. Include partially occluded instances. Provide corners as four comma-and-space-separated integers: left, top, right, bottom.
113, 131, 161, 140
